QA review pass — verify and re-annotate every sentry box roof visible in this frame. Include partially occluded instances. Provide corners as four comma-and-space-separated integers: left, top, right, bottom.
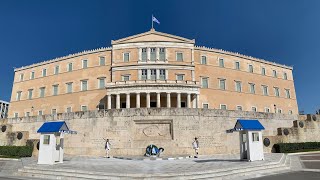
37, 121, 70, 134
234, 119, 265, 131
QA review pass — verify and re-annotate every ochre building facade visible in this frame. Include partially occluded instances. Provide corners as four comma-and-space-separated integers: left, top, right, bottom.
8, 29, 298, 118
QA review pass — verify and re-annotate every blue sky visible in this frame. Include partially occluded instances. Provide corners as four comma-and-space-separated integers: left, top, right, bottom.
0, 0, 319, 113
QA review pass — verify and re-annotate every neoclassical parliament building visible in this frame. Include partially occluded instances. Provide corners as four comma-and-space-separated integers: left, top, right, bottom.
8, 29, 298, 118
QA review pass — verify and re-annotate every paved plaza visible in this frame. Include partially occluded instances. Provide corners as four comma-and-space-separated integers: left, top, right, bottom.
0, 152, 319, 179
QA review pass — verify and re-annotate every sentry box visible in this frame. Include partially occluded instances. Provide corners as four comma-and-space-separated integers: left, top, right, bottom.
37, 121, 76, 165
234, 119, 265, 162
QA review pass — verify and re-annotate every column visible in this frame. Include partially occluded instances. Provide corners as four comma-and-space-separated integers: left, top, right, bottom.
191, 70, 195, 81
167, 93, 171, 108
156, 47, 160, 60
146, 93, 150, 108
157, 93, 161, 108
156, 69, 160, 80
177, 93, 181, 108
191, 49, 194, 65
138, 48, 142, 61
126, 93, 130, 108
196, 94, 200, 108
187, 93, 191, 108
147, 47, 150, 61
136, 93, 140, 108
147, 69, 151, 79
107, 95, 111, 109
116, 94, 120, 109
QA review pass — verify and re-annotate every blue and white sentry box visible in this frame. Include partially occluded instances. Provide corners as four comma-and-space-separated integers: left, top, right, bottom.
234, 119, 265, 162
37, 121, 75, 165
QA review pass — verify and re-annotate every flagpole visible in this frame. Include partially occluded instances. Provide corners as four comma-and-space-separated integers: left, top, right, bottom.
151, 15, 153, 29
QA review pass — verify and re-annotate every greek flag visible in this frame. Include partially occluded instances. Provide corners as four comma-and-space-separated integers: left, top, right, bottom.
152, 15, 160, 24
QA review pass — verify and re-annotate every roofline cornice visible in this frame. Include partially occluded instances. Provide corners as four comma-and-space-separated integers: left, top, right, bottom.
195, 46, 293, 70
14, 47, 112, 72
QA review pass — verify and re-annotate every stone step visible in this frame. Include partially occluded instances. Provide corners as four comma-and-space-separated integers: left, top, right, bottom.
17, 161, 289, 180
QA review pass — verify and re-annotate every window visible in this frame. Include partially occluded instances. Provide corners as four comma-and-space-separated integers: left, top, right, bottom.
14, 113, 18, 118
235, 62, 240, 70
150, 69, 156, 80
30, 71, 35, 79
25, 112, 30, 117
176, 74, 184, 81
98, 103, 105, 110
141, 69, 147, 80
42, 69, 47, 77
265, 108, 270, 113
99, 57, 105, 66
252, 107, 257, 112
150, 48, 156, 61
289, 110, 293, 115
81, 105, 88, 111
235, 81, 242, 92
39, 87, 45, 98
28, 89, 33, 100
201, 56, 207, 64
16, 91, 22, 101
82, 60, 88, 69
122, 75, 130, 81
236, 106, 243, 111
98, 78, 105, 89
202, 77, 209, 88
66, 107, 72, 113
203, 104, 209, 109
219, 58, 224, 67
66, 82, 73, 93
159, 69, 166, 80
51, 109, 57, 114
285, 89, 291, 98
252, 133, 259, 142
38, 110, 43, 116
278, 109, 282, 113
68, 63, 73, 72
176, 52, 183, 61
159, 48, 165, 61
273, 70, 277, 77
43, 135, 50, 145
219, 79, 226, 90
53, 85, 59, 96
249, 83, 255, 94
262, 85, 268, 96
19, 74, 24, 81
248, 65, 253, 73
220, 104, 227, 110
283, 72, 288, 80
274, 87, 280, 97
81, 80, 88, 91
141, 48, 147, 61
54, 65, 59, 75
123, 52, 130, 62
261, 67, 266, 75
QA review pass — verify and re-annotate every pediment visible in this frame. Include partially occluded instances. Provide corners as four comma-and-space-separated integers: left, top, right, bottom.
112, 29, 195, 45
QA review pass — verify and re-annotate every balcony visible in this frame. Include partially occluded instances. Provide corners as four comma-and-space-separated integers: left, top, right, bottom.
106, 80, 200, 89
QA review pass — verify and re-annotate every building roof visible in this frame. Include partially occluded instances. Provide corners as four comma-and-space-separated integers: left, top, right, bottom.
234, 119, 265, 131
37, 121, 69, 133
0, 100, 9, 104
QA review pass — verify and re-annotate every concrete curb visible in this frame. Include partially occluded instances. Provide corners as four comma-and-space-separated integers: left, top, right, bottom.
113, 155, 191, 161
287, 151, 320, 156
0, 157, 20, 161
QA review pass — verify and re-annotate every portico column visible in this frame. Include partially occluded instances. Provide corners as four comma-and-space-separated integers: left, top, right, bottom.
107, 95, 111, 109
196, 94, 200, 108
187, 93, 191, 108
136, 93, 140, 108
146, 93, 150, 108
167, 93, 171, 108
126, 93, 130, 108
157, 93, 161, 108
177, 93, 181, 108
116, 94, 120, 109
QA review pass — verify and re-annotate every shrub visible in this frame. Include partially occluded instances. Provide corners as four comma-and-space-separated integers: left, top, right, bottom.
0, 145, 33, 158
274, 142, 320, 153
